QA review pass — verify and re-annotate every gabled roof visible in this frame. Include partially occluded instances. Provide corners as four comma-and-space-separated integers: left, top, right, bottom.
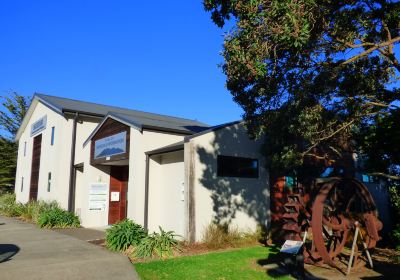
16, 93, 210, 141
184, 120, 243, 141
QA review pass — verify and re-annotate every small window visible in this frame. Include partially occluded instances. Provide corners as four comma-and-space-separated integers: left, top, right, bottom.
47, 172, 52, 192
217, 155, 259, 178
51, 127, 55, 146
362, 174, 378, 183
23, 141, 27, 156
21, 177, 24, 192
285, 176, 296, 188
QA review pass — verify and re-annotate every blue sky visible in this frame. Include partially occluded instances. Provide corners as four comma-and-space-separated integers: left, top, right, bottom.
0, 1, 242, 126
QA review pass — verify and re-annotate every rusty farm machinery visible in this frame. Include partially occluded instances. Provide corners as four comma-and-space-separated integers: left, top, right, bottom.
274, 177, 382, 274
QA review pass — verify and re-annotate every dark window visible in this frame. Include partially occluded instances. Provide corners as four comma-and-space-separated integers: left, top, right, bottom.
217, 155, 259, 178
21, 177, 24, 192
51, 127, 55, 146
47, 172, 52, 192
23, 141, 27, 156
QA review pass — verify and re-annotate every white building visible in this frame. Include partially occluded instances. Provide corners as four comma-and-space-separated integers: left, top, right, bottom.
15, 94, 270, 241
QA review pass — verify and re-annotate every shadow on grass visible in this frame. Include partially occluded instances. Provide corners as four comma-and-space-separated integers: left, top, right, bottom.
257, 249, 326, 280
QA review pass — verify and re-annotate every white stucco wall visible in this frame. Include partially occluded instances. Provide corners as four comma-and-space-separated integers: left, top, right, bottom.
147, 151, 185, 236
128, 129, 185, 226
15, 102, 73, 209
186, 123, 270, 241
73, 117, 111, 227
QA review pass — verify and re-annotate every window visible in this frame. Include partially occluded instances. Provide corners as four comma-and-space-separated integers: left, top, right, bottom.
47, 172, 52, 192
285, 176, 296, 187
217, 155, 259, 178
23, 141, 27, 156
362, 174, 378, 183
51, 127, 55, 146
21, 177, 24, 192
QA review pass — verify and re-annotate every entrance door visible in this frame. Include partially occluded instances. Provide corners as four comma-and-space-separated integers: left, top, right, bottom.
29, 134, 42, 201
108, 166, 129, 224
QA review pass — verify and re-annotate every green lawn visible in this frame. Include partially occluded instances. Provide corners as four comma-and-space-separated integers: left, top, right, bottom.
134, 246, 291, 280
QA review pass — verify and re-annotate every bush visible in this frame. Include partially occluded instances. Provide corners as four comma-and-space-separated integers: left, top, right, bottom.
17, 200, 59, 222
0, 193, 20, 216
202, 223, 261, 249
389, 185, 400, 250
134, 227, 180, 259
37, 207, 80, 228
106, 219, 147, 252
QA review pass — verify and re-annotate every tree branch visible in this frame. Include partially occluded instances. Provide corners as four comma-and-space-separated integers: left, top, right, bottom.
369, 172, 400, 181
342, 36, 400, 66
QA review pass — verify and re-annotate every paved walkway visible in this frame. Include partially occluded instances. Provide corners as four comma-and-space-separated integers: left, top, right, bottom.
0, 216, 140, 280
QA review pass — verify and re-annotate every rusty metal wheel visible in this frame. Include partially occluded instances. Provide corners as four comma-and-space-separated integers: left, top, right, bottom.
310, 178, 380, 268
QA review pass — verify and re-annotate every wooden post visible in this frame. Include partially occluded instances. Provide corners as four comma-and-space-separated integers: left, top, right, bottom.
347, 226, 359, 275
359, 229, 374, 268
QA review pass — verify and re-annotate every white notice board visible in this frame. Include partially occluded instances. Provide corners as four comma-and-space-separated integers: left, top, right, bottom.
89, 183, 108, 210
280, 240, 303, 254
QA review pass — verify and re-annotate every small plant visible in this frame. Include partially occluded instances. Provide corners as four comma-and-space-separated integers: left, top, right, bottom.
135, 227, 180, 259
106, 219, 147, 252
0, 193, 19, 216
37, 207, 80, 228
17, 200, 59, 222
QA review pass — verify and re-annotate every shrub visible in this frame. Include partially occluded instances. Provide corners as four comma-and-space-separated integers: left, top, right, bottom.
17, 200, 59, 222
202, 223, 261, 249
389, 185, 400, 250
134, 227, 180, 259
37, 207, 80, 228
106, 219, 147, 252
0, 193, 20, 216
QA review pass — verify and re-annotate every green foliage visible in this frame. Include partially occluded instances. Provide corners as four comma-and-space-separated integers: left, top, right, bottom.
389, 185, 400, 250
389, 185, 400, 220
0, 137, 18, 189
106, 219, 147, 252
0, 193, 20, 216
18, 200, 59, 223
37, 207, 80, 228
0, 92, 31, 190
393, 224, 400, 251
135, 227, 180, 259
204, 0, 400, 178
0, 91, 30, 138
358, 109, 400, 180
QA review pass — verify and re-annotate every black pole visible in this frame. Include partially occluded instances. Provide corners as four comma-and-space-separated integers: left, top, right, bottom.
68, 112, 78, 212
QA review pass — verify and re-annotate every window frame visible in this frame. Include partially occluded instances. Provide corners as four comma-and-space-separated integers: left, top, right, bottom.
47, 172, 52, 192
217, 155, 259, 178
51, 126, 55, 146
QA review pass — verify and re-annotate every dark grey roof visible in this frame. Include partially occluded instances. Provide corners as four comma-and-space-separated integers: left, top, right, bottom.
35, 93, 209, 134
184, 120, 243, 141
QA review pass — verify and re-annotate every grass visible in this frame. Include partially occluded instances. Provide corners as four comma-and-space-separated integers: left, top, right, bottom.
134, 246, 290, 280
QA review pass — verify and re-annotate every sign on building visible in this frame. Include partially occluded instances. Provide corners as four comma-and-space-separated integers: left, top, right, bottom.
94, 131, 126, 159
89, 183, 108, 210
31, 115, 47, 136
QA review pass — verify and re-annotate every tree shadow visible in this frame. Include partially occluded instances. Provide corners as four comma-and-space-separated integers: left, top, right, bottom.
0, 244, 20, 264
256, 249, 327, 280
196, 124, 270, 230
359, 258, 400, 279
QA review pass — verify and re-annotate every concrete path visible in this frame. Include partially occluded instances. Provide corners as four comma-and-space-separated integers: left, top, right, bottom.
0, 216, 140, 280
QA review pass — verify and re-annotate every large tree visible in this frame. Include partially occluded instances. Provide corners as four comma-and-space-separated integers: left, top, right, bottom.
204, 0, 400, 180
0, 92, 30, 191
